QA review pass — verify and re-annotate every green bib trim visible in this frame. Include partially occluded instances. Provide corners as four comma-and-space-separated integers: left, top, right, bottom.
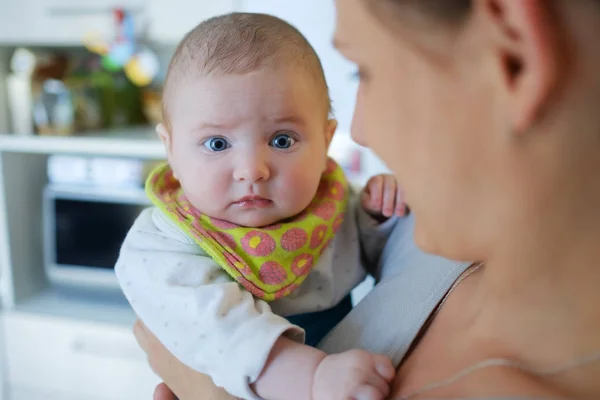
145, 158, 349, 301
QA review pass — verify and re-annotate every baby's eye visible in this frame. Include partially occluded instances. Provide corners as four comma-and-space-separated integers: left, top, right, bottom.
270, 133, 296, 149
203, 137, 230, 152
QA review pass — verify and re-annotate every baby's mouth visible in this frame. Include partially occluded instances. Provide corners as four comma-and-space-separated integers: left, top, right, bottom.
231, 196, 273, 209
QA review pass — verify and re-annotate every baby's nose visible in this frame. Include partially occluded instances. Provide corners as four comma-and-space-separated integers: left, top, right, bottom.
233, 157, 270, 182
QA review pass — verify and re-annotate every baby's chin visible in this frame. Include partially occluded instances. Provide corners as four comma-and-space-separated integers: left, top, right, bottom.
221, 209, 300, 229
214, 213, 279, 229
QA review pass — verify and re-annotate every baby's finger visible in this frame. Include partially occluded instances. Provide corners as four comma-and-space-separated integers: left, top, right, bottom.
366, 371, 392, 398
363, 175, 384, 212
381, 175, 397, 217
395, 186, 407, 217
352, 383, 387, 400
373, 354, 395, 382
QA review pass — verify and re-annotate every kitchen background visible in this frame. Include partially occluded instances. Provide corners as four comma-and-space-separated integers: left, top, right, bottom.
0, 1, 390, 399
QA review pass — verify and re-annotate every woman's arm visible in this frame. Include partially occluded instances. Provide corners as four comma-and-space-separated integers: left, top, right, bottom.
134, 320, 236, 400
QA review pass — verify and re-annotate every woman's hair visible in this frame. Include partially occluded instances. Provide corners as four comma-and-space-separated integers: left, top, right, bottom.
367, 0, 472, 27
368, 0, 600, 27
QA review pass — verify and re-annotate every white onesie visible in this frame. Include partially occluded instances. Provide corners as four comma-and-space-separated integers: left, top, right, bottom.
115, 193, 397, 399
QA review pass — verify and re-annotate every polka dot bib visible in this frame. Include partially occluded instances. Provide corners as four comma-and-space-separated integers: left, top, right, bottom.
145, 158, 349, 301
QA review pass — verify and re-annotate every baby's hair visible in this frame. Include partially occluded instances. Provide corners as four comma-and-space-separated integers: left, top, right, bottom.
162, 12, 331, 129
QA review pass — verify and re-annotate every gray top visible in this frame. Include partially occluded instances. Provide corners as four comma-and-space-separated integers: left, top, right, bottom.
319, 213, 470, 365
318, 215, 550, 400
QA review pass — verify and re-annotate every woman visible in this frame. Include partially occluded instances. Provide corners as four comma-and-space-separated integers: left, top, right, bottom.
135, 0, 600, 398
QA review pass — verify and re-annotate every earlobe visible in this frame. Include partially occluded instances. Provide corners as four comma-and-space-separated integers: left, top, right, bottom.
156, 123, 171, 147
325, 119, 338, 149
482, 0, 561, 133
156, 123, 175, 177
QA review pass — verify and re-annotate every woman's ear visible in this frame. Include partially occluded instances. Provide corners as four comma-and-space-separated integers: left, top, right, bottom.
324, 119, 338, 149
480, 0, 561, 133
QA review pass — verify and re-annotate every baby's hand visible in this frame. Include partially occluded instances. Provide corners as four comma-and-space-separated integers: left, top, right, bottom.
312, 350, 395, 400
361, 174, 407, 219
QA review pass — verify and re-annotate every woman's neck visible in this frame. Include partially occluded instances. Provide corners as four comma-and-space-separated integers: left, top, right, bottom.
474, 188, 600, 370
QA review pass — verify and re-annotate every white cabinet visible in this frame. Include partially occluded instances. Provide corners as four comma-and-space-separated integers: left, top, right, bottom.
3, 310, 160, 399
0, 0, 235, 45
0, 0, 146, 45
145, 0, 236, 44
0, 142, 165, 399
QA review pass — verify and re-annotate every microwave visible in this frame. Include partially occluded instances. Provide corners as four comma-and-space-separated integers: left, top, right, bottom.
43, 183, 150, 288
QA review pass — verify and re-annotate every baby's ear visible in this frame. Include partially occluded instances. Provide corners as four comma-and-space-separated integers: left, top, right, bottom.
156, 124, 175, 177
156, 123, 171, 147
324, 119, 338, 149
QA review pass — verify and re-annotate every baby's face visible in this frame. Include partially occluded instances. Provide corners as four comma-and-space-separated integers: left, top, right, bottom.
161, 66, 335, 228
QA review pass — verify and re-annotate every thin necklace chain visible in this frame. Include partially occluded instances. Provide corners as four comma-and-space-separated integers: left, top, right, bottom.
398, 262, 600, 399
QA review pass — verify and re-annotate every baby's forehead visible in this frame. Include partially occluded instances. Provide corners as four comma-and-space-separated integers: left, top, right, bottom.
164, 66, 330, 120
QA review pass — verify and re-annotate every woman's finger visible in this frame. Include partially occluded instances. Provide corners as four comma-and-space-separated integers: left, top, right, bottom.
154, 383, 177, 400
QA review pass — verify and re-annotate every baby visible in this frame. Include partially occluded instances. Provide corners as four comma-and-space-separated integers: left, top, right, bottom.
116, 12, 405, 400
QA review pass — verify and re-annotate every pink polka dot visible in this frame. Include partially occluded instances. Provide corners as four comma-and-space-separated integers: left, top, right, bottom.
179, 201, 202, 219
263, 223, 282, 231
293, 209, 310, 223
319, 238, 333, 256
313, 200, 336, 221
274, 289, 287, 300
211, 231, 237, 250
286, 283, 300, 294
241, 231, 276, 256
164, 168, 175, 181
325, 158, 338, 174
150, 171, 161, 185
178, 192, 189, 203
281, 228, 308, 252
223, 252, 248, 275
191, 219, 208, 233
291, 254, 314, 276
259, 261, 288, 285
315, 180, 329, 200
333, 213, 345, 232
241, 278, 266, 298
310, 224, 328, 249
240, 265, 252, 276
210, 217, 238, 230
326, 181, 346, 201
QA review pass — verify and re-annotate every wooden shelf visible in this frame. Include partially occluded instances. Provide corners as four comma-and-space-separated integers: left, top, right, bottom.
0, 128, 165, 159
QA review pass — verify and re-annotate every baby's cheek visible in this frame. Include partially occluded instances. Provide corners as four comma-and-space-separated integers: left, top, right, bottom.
287, 169, 321, 204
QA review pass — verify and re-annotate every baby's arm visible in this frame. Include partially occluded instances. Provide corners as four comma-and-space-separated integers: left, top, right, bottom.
116, 208, 301, 399
117, 208, 393, 400
255, 338, 394, 400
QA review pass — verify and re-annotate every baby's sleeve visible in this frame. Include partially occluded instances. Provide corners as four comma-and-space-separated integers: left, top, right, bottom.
115, 208, 304, 400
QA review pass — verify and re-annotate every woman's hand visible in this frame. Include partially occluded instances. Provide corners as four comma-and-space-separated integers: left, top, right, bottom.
153, 383, 177, 400
133, 319, 237, 400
